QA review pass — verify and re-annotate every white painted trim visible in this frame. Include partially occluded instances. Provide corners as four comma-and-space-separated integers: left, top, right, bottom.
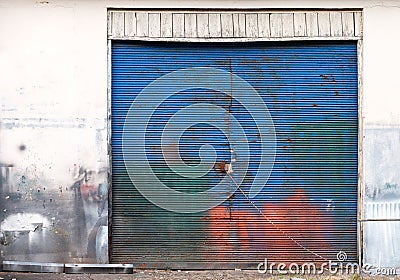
106, 38, 113, 263
107, 36, 361, 42
109, 10, 362, 40
357, 38, 365, 268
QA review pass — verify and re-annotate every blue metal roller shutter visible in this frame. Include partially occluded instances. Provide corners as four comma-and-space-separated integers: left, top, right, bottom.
111, 41, 358, 269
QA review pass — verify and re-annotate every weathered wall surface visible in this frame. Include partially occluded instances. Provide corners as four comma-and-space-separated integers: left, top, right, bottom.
0, 1, 109, 263
362, 5, 400, 268
0, 0, 399, 267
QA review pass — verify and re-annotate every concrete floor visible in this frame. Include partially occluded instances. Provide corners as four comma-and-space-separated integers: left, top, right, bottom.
0, 271, 398, 280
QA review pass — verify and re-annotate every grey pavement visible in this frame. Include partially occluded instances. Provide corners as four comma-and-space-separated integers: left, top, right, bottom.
0, 271, 395, 280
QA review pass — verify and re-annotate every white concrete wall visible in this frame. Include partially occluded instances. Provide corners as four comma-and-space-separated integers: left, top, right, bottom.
1, 0, 400, 267
0, 1, 109, 262
363, 5, 400, 127
2, 0, 400, 178
0, 0, 108, 178
361, 2, 400, 270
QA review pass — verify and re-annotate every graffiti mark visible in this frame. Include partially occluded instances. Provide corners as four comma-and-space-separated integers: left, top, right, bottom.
70, 165, 108, 262
207, 189, 333, 262
87, 216, 107, 259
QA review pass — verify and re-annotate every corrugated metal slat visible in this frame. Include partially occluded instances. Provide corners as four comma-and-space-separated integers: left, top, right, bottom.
111, 41, 358, 269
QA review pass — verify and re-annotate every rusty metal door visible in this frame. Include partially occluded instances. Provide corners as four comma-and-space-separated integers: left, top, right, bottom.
111, 41, 358, 268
